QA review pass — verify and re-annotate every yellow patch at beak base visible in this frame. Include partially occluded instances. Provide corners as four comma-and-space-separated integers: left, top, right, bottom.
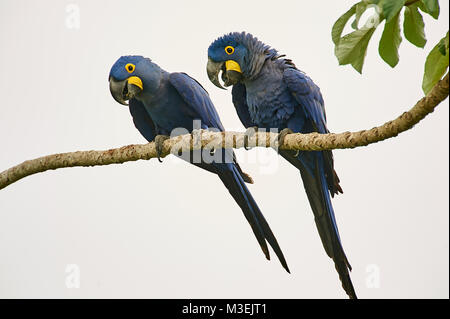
225, 60, 242, 73
127, 76, 143, 90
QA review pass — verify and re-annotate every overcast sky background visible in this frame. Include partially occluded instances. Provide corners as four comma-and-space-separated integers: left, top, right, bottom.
0, 0, 448, 299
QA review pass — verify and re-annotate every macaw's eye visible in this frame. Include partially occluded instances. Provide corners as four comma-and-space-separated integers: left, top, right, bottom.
125, 63, 135, 73
225, 46, 235, 55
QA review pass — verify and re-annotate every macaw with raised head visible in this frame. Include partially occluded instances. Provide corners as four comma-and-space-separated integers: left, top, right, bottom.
108, 55, 289, 273
207, 32, 356, 299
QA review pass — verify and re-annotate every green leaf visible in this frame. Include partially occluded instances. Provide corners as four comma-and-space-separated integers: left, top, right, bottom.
335, 26, 377, 73
404, 4, 427, 48
351, 2, 369, 29
382, 0, 406, 22
379, 11, 402, 67
422, 34, 449, 94
438, 39, 447, 55
444, 30, 450, 50
420, 0, 440, 19
332, 4, 357, 45
437, 31, 449, 56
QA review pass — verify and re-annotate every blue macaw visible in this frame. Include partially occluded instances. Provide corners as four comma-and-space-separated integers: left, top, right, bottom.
207, 32, 356, 298
108, 55, 289, 273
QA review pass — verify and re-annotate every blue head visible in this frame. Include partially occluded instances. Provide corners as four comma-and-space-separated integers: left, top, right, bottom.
207, 32, 278, 88
109, 55, 162, 105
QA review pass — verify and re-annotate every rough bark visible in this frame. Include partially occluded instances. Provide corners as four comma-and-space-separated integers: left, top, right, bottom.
0, 73, 448, 191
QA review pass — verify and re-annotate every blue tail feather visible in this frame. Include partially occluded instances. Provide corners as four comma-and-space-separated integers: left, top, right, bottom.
280, 150, 356, 298
215, 162, 290, 273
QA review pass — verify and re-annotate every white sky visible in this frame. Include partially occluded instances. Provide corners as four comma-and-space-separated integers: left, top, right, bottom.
0, 0, 448, 298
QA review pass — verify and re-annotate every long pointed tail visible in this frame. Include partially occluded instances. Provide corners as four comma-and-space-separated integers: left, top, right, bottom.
217, 163, 290, 273
281, 150, 356, 299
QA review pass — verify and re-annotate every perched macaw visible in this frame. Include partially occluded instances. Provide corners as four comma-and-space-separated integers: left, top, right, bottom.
108, 55, 289, 273
207, 32, 356, 298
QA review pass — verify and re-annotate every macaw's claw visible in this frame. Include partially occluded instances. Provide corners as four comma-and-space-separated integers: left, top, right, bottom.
278, 128, 299, 157
243, 126, 258, 150
154, 135, 170, 162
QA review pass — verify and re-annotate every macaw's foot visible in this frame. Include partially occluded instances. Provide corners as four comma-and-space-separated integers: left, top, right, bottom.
278, 128, 299, 157
154, 135, 170, 163
243, 126, 258, 150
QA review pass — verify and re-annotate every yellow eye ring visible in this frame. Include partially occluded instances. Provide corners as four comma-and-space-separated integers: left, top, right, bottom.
225, 46, 235, 55
125, 63, 135, 73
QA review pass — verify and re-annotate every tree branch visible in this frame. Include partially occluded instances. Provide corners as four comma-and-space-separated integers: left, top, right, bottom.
0, 73, 448, 191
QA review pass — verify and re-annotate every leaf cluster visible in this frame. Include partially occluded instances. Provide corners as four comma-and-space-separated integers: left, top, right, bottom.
332, 0, 447, 93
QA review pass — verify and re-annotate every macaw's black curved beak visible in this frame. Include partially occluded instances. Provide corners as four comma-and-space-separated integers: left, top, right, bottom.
207, 58, 226, 90
207, 58, 243, 89
224, 69, 243, 87
109, 76, 143, 106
